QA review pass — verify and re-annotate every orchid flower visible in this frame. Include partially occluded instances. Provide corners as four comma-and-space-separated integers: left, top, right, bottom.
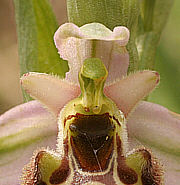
0, 23, 179, 185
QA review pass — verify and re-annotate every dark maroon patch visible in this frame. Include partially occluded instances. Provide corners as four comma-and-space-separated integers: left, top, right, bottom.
117, 162, 138, 185
69, 113, 115, 172
49, 168, 69, 184
49, 137, 70, 184
36, 181, 47, 185
116, 134, 138, 184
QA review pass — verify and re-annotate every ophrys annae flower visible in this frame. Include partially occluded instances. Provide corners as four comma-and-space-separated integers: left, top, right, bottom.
0, 23, 179, 185
21, 58, 162, 185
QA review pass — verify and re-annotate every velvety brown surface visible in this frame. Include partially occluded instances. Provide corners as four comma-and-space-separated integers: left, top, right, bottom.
69, 113, 115, 172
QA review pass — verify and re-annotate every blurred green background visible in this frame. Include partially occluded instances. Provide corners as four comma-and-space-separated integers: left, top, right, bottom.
148, 0, 180, 114
0, 0, 179, 115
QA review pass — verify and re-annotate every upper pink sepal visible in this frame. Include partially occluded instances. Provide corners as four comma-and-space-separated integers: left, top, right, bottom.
54, 22, 130, 84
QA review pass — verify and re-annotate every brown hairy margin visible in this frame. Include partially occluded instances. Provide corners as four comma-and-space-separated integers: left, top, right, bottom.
21, 148, 49, 185
138, 148, 164, 185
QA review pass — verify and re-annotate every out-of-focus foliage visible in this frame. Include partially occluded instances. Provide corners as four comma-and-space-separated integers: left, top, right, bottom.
13, 0, 68, 76
13, 0, 69, 101
137, 0, 174, 70
148, 0, 180, 114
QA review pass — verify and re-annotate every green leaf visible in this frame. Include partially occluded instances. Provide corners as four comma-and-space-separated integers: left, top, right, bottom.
67, 0, 141, 72
67, 0, 140, 31
137, 0, 174, 70
32, 0, 69, 75
13, 0, 38, 75
13, 0, 69, 101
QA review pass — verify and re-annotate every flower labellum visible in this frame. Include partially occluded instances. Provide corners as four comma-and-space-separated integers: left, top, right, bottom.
22, 58, 162, 185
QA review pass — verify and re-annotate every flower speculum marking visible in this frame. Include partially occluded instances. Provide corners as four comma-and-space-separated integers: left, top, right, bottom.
22, 59, 163, 185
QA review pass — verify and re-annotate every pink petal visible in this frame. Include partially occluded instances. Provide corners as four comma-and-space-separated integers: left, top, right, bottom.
104, 70, 160, 117
0, 101, 58, 185
54, 23, 130, 84
21, 72, 81, 116
127, 101, 180, 185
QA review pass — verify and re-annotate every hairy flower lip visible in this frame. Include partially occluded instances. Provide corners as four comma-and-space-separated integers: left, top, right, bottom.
19, 61, 161, 185
1, 99, 179, 184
